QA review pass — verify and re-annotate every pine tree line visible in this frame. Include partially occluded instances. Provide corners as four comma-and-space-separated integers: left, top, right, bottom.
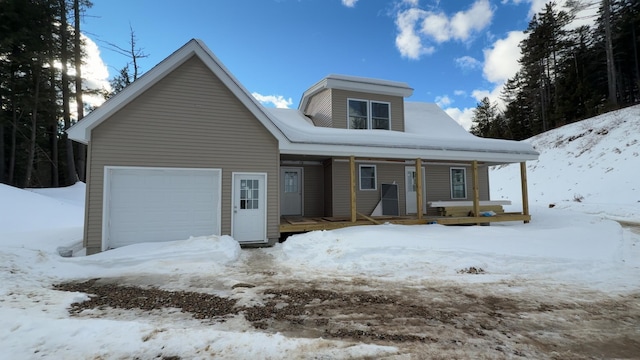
0, 0, 96, 188
471, 0, 640, 140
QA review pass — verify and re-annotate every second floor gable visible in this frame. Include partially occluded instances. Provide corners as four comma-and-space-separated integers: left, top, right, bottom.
299, 75, 414, 132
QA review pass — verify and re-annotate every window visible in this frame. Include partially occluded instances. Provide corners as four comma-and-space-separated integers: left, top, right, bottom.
240, 179, 260, 209
371, 102, 390, 129
359, 165, 377, 190
348, 99, 368, 129
284, 171, 298, 193
450, 168, 467, 199
348, 99, 390, 130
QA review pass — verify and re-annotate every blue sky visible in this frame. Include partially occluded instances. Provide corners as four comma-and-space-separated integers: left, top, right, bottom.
81, 0, 589, 130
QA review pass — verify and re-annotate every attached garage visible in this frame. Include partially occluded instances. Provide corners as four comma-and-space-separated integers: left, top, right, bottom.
102, 167, 221, 250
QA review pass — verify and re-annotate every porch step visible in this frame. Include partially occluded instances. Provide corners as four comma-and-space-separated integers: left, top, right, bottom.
438, 205, 505, 217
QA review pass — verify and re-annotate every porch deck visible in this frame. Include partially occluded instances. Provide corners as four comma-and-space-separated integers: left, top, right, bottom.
280, 213, 531, 233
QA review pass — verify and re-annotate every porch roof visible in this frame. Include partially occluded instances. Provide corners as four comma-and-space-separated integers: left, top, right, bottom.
267, 105, 539, 164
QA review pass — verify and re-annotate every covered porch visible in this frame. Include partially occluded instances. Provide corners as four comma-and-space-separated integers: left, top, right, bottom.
280, 156, 531, 234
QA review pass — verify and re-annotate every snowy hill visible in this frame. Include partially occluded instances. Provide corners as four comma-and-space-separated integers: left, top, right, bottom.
491, 104, 640, 221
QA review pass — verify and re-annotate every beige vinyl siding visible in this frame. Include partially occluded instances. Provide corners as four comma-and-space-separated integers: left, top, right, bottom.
84, 56, 279, 254
331, 89, 405, 132
424, 164, 490, 216
82, 142, 93, 249
304, 89, 333, 127
302, 164, 324, 217
331, 160, 408, 217
328, 160, 490, 218
323, 160, 333, 216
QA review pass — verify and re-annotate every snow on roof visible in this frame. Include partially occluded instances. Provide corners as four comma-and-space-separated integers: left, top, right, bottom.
404, 102, 471, 138
268, 104, 538, 163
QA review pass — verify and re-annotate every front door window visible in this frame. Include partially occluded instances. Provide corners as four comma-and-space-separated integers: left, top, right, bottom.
240, 179, 259, 209
284, 171, 299, 193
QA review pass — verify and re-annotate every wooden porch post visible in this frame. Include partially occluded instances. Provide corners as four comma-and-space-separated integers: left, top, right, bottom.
520, 162, 530, 223
472, 160, 480, 222
415, 158, 423, 220
350, 156, 357, 223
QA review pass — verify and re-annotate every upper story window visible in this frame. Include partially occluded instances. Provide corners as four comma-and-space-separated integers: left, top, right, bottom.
348, 99, 390, 130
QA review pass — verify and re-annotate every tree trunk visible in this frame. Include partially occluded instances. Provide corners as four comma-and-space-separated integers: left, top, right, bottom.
24, 70, 41, 188
632, 23, 640, 100
0, 116, 4, 184
73, 0, 86, 182
50, 66, 59, 187
60, 0, 77, 184
603, 0, 618, 106
8, 88, 17, 186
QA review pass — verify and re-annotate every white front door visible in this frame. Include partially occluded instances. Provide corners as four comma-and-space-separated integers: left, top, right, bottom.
405, 166, 426, 214
232, 173, 267, 243
280, 167, 302, 216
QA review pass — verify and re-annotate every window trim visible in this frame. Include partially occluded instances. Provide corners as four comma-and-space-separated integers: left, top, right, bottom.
347, 98, 391, 130
359, 164, 377, 191
450, 167, 467, 199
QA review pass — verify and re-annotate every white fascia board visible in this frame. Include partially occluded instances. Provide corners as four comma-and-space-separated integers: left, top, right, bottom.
325, 77, 414, 97
67, 39, 289, 145
299, 78, 328, 111
299, 74, 414, 111
279, 142, 538, 163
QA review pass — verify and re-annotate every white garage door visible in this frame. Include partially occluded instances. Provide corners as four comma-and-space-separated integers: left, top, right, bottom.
103, 167, 221, 249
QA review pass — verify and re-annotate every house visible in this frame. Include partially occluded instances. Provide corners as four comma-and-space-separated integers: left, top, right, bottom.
67, 39, 539, 255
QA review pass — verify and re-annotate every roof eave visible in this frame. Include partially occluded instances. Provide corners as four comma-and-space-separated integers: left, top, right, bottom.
279, 142, 539, 164
298, 75, 414, 111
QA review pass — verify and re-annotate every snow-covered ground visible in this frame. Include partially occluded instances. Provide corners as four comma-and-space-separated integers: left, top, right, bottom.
1, 106, 639, 359
491, 104, 640, 222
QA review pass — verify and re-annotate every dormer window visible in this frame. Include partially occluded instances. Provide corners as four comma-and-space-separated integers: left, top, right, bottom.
348, 99, 391, 130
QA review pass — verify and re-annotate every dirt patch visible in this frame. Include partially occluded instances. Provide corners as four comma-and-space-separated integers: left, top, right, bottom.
55, 279, 640, 359
55, 279, 237, 320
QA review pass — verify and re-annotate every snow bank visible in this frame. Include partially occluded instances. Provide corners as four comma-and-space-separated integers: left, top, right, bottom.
0, 183, 84, 233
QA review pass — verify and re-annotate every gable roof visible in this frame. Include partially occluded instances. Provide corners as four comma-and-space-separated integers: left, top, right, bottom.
68, 39, 537, 165
67, 39, 288, 145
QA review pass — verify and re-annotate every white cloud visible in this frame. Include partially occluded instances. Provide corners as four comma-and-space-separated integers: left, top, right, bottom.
454, 90, 466, 96
66, 35, 111, 118
444, 107, 475, 131
435, 95, 452, 107
394, 0, 494, 59
342, 0, 358, 7
421, 12, 450, 43
454, 55, 481, 70
482, 31, 525, 84
395, 8, 434, 59
451, 30, 524, 113
449, 0, 493, 41
444, 31, 522, 129
252, 92, 293, 108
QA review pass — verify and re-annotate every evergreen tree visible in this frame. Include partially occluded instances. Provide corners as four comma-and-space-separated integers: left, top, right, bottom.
470, 97, 499, 138
0, 0, 94, 187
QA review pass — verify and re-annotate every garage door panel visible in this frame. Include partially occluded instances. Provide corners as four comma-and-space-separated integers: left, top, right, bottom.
105, 167, 221, 249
